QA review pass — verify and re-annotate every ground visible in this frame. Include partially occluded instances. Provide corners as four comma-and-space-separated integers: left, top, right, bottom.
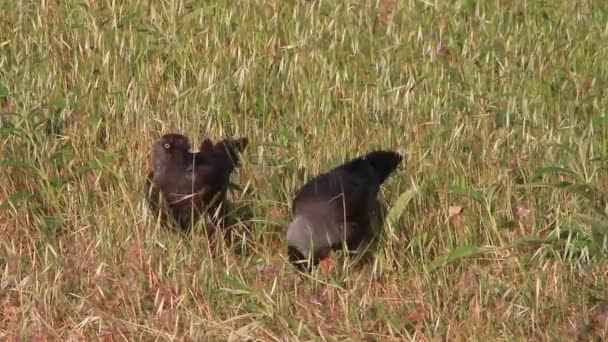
1, 0, 608, 340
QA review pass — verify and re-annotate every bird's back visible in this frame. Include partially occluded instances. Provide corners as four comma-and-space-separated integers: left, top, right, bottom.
293, 150, 402, 222
293, 166, 375, 224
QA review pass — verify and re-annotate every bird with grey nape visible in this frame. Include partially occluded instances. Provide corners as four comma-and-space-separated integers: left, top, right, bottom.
145, 133, 248, 234
286, 150, 403, 271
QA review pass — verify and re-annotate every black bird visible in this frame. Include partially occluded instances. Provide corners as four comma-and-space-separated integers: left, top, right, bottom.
146, 133, 248, 233
287, 150, 403, 271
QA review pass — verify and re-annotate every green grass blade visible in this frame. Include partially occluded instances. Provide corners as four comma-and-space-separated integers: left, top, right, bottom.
426, 244, 492, 272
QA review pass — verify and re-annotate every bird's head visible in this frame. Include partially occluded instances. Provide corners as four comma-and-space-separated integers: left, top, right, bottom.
149, 134, 192, 173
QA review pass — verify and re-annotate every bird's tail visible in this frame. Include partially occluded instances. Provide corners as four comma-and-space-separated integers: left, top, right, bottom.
363, 150, 404, 185
213, 137, 249, 167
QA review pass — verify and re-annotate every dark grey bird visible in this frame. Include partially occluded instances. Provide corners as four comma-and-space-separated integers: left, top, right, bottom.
145, 133, 248, 233
286, 150, 403, 271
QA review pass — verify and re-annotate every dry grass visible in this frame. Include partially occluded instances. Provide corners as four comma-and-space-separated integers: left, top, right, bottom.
1, 0, 608, 340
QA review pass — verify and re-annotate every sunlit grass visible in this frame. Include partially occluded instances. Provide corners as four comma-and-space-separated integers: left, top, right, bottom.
1, 0, 607, 340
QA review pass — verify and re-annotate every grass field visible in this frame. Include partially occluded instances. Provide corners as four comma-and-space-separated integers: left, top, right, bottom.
2, 0, 608, 340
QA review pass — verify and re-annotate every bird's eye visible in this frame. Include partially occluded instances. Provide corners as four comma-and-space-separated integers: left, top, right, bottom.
164, 143, 171, 149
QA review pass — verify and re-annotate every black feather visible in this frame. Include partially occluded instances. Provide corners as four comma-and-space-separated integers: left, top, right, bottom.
146, 134, 248, 233
287, 150, 404, 270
